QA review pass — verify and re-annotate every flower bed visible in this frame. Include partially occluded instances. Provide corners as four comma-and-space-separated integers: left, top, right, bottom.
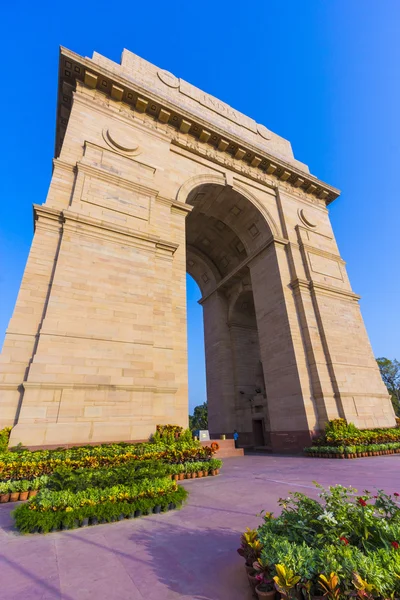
305, 442, 400, 458
238, 483, 400, 599
0, 458, 223, 502
0, 454, 223, 502
305, 419, 400, 459
1, 426, 222, 532
0, 428, 215, 480
13, 477, 188, 533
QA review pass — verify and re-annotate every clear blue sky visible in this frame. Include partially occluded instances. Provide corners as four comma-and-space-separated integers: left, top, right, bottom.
1, 1, 399, 414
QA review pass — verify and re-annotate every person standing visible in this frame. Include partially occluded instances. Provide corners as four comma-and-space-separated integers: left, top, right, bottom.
233, 429, 239, 448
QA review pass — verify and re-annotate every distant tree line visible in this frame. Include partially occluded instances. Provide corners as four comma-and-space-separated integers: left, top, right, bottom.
377, 357, 400, 416
189, 402, 208, 432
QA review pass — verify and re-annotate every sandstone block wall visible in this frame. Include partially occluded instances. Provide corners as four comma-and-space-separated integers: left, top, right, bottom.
0, 47, 394, 450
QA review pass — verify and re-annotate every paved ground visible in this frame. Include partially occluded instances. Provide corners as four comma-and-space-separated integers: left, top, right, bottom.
1, 454, 399, 600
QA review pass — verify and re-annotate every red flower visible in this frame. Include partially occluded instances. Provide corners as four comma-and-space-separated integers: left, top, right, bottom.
373, 496, 378, 499
340, 536, 349, 545
394, 492, 399, 497
391, 541, 399, 549
357, 497, 367, 507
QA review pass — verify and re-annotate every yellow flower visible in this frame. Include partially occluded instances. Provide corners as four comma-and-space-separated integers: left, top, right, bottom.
65, 507, 73, 512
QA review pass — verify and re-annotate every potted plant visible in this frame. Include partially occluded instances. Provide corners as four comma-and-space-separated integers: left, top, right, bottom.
209, 458, 222, 475
177, 464, 185, 481
29, 478, 40, 498
237, 528, 259, 573
9, 480, 20, 502
253, 557, 275, 599
273, 563, 300, 599
196, 461, 204, 477
255, 575, 276, 600
246, 540, 263, 592
0, 482, 10, 503
18, 479, 30, 501
171, 466, 180, 481
184, 463, 192, 479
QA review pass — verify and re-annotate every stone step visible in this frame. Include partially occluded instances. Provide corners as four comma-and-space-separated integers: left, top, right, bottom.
201, 438, 244, 458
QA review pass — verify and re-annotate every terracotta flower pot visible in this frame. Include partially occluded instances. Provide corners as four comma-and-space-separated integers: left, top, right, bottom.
247, 572, 258, 593
0, 493, 10, 503
210, 469, 216, 476
244, 563, 254, 575
186, 472, 192, 479
192, 472, 197, 478
255, 585, 276, 600
215, 469, 220, 475
28, 490, 38, 498
197, 471, 203, 478
10, 492, 20, 502
19, 491, 29, 501
178, 473, 185, 481
173, 474, 179, 481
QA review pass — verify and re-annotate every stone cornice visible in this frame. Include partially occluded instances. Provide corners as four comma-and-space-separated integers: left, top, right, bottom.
56, 47, 340, 205
291, 277, 361, 301
33, 204, 179, 255
23, 382, 178, 393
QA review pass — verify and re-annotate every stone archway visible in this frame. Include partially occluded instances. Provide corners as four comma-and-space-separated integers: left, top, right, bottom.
184, 181, 312, 450
0, 46, 395, 450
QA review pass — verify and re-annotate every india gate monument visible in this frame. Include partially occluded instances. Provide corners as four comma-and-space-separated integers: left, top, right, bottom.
0, 47, 395, 451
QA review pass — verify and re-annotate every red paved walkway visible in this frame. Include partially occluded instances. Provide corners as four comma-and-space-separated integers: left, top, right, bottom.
1, 454, 399, 600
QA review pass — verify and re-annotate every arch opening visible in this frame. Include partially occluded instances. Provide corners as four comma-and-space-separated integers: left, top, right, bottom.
185, 183, 272, 448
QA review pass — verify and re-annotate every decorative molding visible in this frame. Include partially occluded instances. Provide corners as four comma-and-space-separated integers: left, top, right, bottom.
298, 208, 317, 228
56, 47, 340, 205
102, 125, 141, 156
23, 382, 178, 393
33, 204, 179, 255
301, 244, 346, 265
290, 277, 360, 301
175, 172, 280, 236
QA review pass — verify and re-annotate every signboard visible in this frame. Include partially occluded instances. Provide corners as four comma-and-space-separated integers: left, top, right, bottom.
199, 430, 210, 441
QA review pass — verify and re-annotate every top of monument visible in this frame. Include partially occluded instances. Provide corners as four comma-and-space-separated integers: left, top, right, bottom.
88, 48, 306, 171
55, 47, 340, 203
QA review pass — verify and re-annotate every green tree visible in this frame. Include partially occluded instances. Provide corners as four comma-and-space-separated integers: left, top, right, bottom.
376, 357, 400, 416
189, 402, 208, 431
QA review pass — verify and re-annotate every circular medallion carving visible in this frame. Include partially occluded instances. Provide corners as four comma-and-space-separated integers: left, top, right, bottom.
257, 123, 272, 140
102, 126, 140, 155
157, 69, 180, 88
298, 208, 317, 228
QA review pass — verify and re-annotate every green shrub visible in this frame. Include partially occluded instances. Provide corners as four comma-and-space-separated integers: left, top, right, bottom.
312, 419, 400, 448
254, 484, 400, 598
13, 481, 188, 534
46, 460, 170, 492
0, 427, 11, 453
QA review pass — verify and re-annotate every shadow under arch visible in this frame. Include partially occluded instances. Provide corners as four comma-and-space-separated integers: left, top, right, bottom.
182, 176, 276, 446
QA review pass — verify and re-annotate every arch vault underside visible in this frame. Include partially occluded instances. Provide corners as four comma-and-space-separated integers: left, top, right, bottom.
0, 47, 395, 451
